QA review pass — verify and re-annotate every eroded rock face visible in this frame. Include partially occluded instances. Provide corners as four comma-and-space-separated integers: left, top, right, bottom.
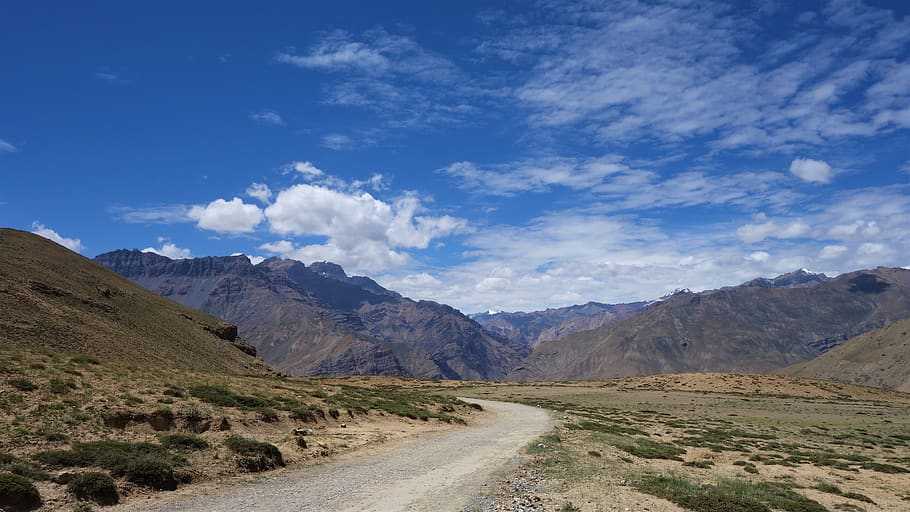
95, 251, 523, 379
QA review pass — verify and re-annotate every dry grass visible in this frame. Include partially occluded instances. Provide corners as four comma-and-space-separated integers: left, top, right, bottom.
446, 374, 910, 512
0, 348, 482, 511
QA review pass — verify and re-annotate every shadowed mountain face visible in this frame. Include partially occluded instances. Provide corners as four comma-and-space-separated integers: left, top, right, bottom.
471, 301, 648, 349
511, 267, 910, 380
0, 229, 266, 375
785, 317, 910, 393
95, 251, 524, 379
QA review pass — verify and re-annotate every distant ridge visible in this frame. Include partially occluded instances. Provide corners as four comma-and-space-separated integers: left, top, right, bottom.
471, 301, 648, 348
511, 267, 910, 380
0, 229, 266, 374
95, 250, 524, 379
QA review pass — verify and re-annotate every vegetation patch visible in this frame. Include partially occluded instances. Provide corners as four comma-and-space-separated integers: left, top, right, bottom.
0, 472, 42, 511
158, 433, 209, 451
189, 384, 272, 410
34, 440, 183, 490
630, 473, 827, 512
224, 435, 285, 472
609, 437, 686, 461
67, 472, 119, 505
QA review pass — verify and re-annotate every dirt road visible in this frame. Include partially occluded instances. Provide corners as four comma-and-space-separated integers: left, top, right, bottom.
114, 399, 552, 512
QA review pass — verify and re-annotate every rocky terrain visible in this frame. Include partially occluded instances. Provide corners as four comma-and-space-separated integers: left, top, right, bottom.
471, 301, 647, 349
512, 267, 910, 380
786, 316, 910, 392
95, 250, 524, 379
0, 228, 264, 374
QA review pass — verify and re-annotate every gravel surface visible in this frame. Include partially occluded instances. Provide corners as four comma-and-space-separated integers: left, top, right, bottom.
114, 399, 553, 512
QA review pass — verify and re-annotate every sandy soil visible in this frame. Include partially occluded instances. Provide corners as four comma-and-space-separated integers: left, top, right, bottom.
109, 399, 553, 512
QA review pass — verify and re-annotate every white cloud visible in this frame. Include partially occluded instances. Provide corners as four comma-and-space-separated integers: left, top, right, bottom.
263, 185, 466, 272
276, 28, 477, 128
827, 220, 880, 239
736, 215, 810, 243
188, 198, 263, 234
746, 251, 770, 263
818, 245, 847, 259
483, 0, 910, 151
112, 205, 192, 224
246, 183, 272, 204
231, 252, 265, 265
381, 186, 910, 312
0, 139, 17, 153
143, 240, 192, 259
789, 158, 833, 183
249, 110, 285, 126
321, 133, 354, 150
31, 222, 84, 253
289, 161, 324, 179
857, 242, 886, 256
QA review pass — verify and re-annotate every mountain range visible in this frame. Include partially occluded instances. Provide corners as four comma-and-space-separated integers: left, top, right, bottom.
471, 301, 648, 348
0, 228, 266, 374
6, 228, 906, 388
94, 250, 525, 379
510, 267, 910, 380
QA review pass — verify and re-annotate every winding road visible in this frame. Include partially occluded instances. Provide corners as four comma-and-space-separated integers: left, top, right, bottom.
114, 399, 553, 512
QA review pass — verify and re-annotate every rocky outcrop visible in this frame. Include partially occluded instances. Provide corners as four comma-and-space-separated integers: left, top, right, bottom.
95, 251, 523, 379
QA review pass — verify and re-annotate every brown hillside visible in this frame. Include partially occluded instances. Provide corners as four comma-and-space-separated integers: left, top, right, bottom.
785, 317, 910, 392
513, 267, 910, 380
0, 228, 267, 374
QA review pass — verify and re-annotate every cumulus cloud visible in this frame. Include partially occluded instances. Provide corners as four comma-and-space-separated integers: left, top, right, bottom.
143, 239, 192, 259
31, 222, 84, 253
188, 198, 263, 234
262, 185, 466, 272
288, 161, 324, 179
249, 109, 285, 126
790, 158, 833, 183
246, 183, 272, 204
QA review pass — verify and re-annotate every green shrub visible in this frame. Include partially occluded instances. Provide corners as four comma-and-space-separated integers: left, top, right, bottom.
0, 472, 42, 511
34, 440, 182, 490
70, 355, 100, 365
8, 379, 35, 392
67, 472, 119, 505
159, 434, 209, 451
612, 437, 686, 460
124, 457, 177, 490
256, 407, 280, 423
861, 462, 908, 473
224, 436, 284, 472
49, 378, 70, 394
189, 385, 271, 409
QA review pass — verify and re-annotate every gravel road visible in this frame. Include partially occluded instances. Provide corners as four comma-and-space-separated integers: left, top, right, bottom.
115, 399, 552, 512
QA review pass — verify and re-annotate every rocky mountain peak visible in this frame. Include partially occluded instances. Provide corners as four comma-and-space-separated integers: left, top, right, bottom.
745, 269, 830, 289
309, 261, 347, 279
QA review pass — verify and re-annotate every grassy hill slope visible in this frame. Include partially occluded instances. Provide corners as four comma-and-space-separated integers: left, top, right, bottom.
0, 228, 265, 375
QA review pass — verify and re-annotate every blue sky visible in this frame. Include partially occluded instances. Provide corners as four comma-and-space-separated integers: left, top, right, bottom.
2, 0, 909, 313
